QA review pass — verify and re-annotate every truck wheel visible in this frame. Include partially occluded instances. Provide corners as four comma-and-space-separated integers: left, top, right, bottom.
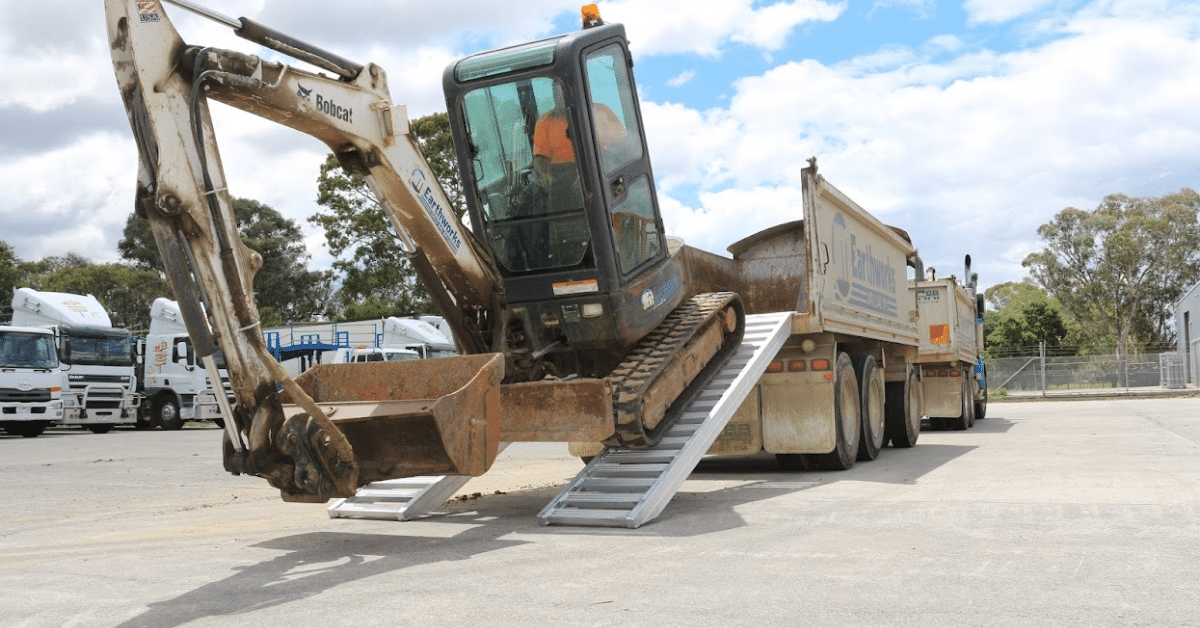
12, 422, 47, 438
154, 396, 183, 431
944, 370, 972, 431
776, 454, 815, 471
812, 353, 860, 471
885, 368, 921, 448
87, 425, 114, 434
854, 355, 885, 462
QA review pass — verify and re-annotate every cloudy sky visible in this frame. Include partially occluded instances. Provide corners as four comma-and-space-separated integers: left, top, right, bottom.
3, 0, 1198, 294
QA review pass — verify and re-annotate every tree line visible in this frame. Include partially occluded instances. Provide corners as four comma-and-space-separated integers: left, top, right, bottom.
986, 189, 1200, 359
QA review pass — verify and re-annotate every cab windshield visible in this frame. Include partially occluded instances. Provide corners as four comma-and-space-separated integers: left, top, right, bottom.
461, 76, 592, 275
63, 328, 135, 367
0, 331, 59, 370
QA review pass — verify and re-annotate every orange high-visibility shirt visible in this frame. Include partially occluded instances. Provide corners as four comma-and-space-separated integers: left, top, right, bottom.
533, 113, 574, 163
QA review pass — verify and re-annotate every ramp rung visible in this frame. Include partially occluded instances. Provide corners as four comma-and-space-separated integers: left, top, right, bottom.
557, 492, 645, 508
576, 477, 657, 491
540, 312, 793, 528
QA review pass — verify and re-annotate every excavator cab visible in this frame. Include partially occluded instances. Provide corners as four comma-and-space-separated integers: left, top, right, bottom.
444, 17, 687, 370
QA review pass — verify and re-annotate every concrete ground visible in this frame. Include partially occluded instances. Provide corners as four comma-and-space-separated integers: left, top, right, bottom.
2, 397, 1199, 627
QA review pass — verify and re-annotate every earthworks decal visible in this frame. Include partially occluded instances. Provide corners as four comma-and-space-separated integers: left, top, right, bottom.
829, 212, 899, 318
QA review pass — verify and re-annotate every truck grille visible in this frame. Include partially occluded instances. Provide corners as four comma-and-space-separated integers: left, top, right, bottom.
0, 389, 52, 403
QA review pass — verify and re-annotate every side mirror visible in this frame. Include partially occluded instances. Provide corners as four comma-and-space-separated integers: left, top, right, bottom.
173, 339, 195, 369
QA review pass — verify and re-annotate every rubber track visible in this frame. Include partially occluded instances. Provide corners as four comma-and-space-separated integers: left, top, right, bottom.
604, 292, 744, 448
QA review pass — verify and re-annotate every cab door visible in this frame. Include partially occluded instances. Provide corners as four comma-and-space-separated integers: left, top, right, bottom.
580, 41, 665, 281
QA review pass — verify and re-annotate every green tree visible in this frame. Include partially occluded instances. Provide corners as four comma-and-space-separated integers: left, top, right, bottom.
118, 198, 334, 325
309, 112, 463, 317
983, 280, 1076, 357
1023, 189, 1200, 364
0, 240, 21, 301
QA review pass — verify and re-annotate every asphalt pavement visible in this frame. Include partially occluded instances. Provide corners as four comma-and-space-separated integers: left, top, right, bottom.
2, 397, 1199, 627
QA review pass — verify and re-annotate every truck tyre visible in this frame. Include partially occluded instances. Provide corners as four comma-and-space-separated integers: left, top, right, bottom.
87, 425, 114, 434
11, 422, 47, 438
944, 370, 972, 431
154, 395, 184, 431
885, 368, 921, 448
854, 355, 885, 462
812, 353, 860, 471
776, 454, 815, 471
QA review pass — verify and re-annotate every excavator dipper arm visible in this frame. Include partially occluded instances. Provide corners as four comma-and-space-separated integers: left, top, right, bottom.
105, 0, 505, 501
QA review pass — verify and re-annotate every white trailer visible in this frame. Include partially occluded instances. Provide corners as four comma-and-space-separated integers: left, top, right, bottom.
10, 289, 138, 433
912, 259, 987, 429
138, 298, 227, 430
0, 325, 65, 437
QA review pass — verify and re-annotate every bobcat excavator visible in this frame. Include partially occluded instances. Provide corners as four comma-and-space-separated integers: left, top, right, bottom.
106, 0, 744, 502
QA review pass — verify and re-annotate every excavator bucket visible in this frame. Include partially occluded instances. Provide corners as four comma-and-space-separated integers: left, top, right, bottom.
280, 354, 504, 486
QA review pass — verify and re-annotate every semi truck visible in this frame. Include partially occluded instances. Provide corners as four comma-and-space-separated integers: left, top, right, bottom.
10, 288, 138, 433
106, 1, 979, 527
0, 325, 65, 438
912, 258, 988, 429
137, 297, 227, 430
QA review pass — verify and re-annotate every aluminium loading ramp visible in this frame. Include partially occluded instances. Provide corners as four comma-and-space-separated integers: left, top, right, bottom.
327, 475, 473, 521
328, 443, 510, 521
538, 311, 792, 529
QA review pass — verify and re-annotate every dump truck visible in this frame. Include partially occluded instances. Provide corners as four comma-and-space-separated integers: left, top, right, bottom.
911, 258, 987, 429
10, 288, 138, 433
106, 1, 967, 527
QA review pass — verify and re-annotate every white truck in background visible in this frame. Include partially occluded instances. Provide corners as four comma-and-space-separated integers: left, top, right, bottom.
10, 288, 138, 433
912, 257, 987, 430
0, 325, 65, 438
137, 297, 227, 430
329, 346, 421, 364
381, 317, 457, 359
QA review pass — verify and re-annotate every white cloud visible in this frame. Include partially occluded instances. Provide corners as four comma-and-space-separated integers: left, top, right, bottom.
667, 70, 697, 88
0, 133, 137, 264
644, 10, 1200, 286
964, 0, 1060, 25
602, 0, 845, 57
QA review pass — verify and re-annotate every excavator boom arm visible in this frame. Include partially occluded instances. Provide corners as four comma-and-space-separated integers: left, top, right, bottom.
105, 0, 505, 500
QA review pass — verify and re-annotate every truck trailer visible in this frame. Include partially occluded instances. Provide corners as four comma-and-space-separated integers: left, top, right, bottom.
912, 259, 988, 429
10, 289, 138, 433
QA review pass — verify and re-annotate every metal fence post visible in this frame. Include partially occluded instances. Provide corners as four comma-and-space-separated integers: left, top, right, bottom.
1040, 341, 1046, 396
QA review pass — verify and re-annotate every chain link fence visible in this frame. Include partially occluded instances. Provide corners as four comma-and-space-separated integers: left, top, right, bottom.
988, 348, 1190, 395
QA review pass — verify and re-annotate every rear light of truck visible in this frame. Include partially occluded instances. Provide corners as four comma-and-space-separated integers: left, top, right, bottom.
811, 359, 830, 371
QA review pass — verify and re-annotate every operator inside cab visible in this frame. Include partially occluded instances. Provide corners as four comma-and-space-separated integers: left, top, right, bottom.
450, 27, 661, 279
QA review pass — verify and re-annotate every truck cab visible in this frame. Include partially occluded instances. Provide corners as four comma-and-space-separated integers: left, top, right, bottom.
139, 297, 229, 430
0, 325, 64, 438
443, 18, 685, 374
10, 289, 138, 433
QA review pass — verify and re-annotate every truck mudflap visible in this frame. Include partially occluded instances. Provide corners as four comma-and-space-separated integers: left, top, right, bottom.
279, 353, 504, 499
